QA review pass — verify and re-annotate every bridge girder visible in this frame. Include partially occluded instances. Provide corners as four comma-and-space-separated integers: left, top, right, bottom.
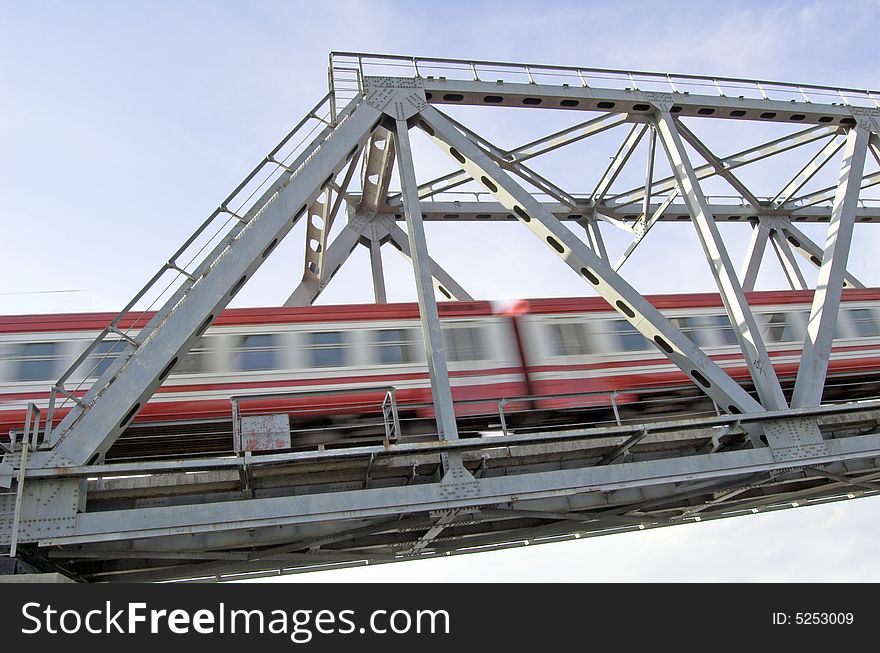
2, 53, 880, 580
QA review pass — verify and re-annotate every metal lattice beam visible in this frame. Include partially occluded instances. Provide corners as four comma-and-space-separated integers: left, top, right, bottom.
792, 125, 872, 408
4, 56, 880, 581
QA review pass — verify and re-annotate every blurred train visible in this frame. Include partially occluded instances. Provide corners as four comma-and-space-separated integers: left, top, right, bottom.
2, 289, 879, 457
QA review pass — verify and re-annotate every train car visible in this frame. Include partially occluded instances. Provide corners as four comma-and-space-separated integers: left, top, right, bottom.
0, 300, 528, 449
1, 289, 879, 457
515, 289, 880, 411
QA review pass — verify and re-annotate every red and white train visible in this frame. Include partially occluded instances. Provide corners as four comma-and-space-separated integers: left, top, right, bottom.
2, 289, 879, 454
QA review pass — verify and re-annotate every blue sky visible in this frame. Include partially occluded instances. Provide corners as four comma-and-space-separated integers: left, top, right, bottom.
2, 0, 880, 581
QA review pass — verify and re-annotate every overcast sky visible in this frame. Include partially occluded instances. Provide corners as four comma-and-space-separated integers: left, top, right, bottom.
2, 0, 879, 581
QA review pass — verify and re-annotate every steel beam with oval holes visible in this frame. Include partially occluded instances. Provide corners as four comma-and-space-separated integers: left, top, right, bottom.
28, 98, 383, 469
414, 104, 765, 419
654, 110, 788, 411
792, 125, 872, 408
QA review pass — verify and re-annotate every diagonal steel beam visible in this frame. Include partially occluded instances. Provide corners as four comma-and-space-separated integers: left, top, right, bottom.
613, 190, 678, 272
675, 120, 763, 208
36, 99, 381, 468
507, 112, 628, 162
608, 125, 837, 208
768, 227, 807, 290
579, 215, 609, 263
780, 222, 864, 289
694, 469, 880, 519
405, 510, 462, 553
478, 508, 668, 527
285, 211, 472, 306
416, 104, 764, 417
385, 222, 473, 301
792, 125, 871, 408
655, 112, 788, 411
436, 109, 579, 207
787, 170, 880, 209
296, 127, 394, 306
599, 427, 648, 465
772, 135, 844, 205
591, 123, 647, 203
387, 112, 627, 207
808, 467, 880, 492
284, 216, 367, 306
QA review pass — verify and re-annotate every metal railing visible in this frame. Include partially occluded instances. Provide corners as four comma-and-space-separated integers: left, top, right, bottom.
231, 385, 403, 451
381, 387, 401, 443
41, 93, 361, 443
226, 382, 716, 445
3, 404, 40, 557
222, 372, 880, 451
329, 52, 880, 112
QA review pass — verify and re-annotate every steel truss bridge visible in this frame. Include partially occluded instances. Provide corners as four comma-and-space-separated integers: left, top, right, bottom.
2, 53, 879, 582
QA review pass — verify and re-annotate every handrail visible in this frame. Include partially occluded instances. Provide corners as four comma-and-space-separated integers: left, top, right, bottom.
381, 388, 401, 443
43, 92, 358, 440
330, 51, 880, 109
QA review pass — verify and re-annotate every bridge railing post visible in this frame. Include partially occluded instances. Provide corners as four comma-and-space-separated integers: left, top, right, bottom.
382, 388, 401, 443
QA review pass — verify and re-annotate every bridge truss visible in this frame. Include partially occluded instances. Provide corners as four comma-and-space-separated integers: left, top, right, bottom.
2, 53, 879, 581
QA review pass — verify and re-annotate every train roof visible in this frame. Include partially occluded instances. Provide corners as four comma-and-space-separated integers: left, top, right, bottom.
1, 288, 878, 333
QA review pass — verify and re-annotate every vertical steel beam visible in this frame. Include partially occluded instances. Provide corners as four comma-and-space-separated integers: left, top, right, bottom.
655, 112, 787, 410
642, 126, 657, 219
768, 228, 808, 290
392, 119, 460, 445
792, 126, 871, 408
417, 104, 764, 417
368, 239, 387, 304
580, 215, 609, 263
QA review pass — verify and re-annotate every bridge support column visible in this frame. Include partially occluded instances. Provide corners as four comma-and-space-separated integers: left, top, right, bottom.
793, 125, 871, 408
393, 117, 466, 476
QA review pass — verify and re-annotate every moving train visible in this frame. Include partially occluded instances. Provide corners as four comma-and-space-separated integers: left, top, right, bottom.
2, 289, 879, 457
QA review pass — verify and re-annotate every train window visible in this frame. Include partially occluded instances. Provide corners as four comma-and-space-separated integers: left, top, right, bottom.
79, 339, 125, 379
309, 331, 349, 367
236, 334, 280, 371
670, 317, 702, 346
759, 312, 804, 342
609, 320, 651, 352
705, 314, 738, 346
15, 342, 63, 381
443, 326, 485, 361
173, 336, 212, 374
848, 308, 880, 337
548, 322, 593, 356
375, 329, 414, 365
